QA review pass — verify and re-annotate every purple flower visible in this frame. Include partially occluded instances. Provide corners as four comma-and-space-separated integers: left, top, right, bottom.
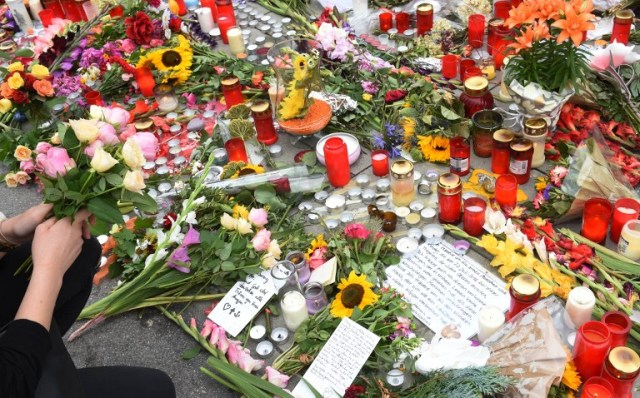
372, 134, 386, 149
52, 74, 82, 97
183, 225, 201, 246
361, 81, 379, 94
167, 246, 191, 273
80, 48, 107, 70
542, 185, 552, 200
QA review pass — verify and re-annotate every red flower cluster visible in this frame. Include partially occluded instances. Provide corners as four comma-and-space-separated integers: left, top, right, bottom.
384, 89, 407, 104
125, 12, 155, 45
344, 385, 366, 398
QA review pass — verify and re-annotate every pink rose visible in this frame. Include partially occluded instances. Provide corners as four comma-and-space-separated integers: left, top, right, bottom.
149, 38, 165, 47
42, 147, 75, 178
120, 38, 137, 54
248, 208, 269, 228
119, 124, 137, 141
266, 366, 290, 388
251, 228, 271, 251
98, 122, 119, 145
20, 159, 35, 174
344, 223, 370, 240
34, 153, 46, 172
131, 132, 159, 161
84, 140, 104, 158
103, 107, 131, 127
35, 142, 51, 154
309, 247, 327, 269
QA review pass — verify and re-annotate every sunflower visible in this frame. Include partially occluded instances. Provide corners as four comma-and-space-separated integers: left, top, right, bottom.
330, 272, 379, 318
136, 35, 193, 84
232, 164, 265, 178
418, 135, 450, 163
561, 347, 582, 391
400, 117, 416, 151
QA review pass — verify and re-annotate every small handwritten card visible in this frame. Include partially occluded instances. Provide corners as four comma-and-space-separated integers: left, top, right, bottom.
386, 242, 510, 339
292, 318, 379, 398
208, 271, 275, 337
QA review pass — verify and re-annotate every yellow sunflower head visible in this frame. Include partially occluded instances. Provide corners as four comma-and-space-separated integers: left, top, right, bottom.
232, 164, 265, 179
330, 271, 379, 318
418, 135, 450, 163
135, 35, 193, 85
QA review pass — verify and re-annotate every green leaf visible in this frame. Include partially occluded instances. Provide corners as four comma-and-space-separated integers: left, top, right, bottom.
97, 177, 106, 192
221, 261, 235, 271
121, 191, 158, 213
14, 49, 34, 58
217, 244, 232, 261
44, 187, 62, 202
105, 173, 123, 186
88, 196, 124, 225
181, 347, 201, 360
254, 184, 277, 205
440, 106, 461, 121
301, 151, 317, 167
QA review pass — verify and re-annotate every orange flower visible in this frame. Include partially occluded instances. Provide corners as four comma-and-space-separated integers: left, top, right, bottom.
570, 0, 595, 14
552, 3, 595, 46
510, 21, 552, 53
537, 0, 564, 20
0, 82, 14, 99
505, 0, 540, 29
33, 79, 54, 97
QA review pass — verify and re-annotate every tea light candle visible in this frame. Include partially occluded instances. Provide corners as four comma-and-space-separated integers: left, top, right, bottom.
281, 17, 291, 25
281, 290, 309, 331
413, 170, 422, 181
376, 179, 391, 192
376, 196, 390, 208
422, 223, 445, 244
397, 237, 419, 256
270, 327, 290, 344
158, 183, 172, 193
340, 212, 354, 224
168, 139, 181, 147
255, 340, 274, 359
362, 189, 376, 204
170, 124, 181, 134
477, 305, 505, 343
155, 157, 168, 166
326, 194, 346, 213
168, 146, 181, 157
356, 174, 370, 187
406, 213, 421, 227
298, 201, 314, 213
408, 228, 423, 241
418, 181, 433, 195
396, 206, 410, 221
173, 156, 186, 166
564, 286, 595, 328
213, 148, 228, 165
347, 187, 362, 201
325, 219, 340, 230
143, 161, 155, 172
454, 240, 471, 255
409, 200, 425, 213
386, 369, 405, 387
314, 191, 329, 202
307, 213, 320, 224
249, 324, 266, 341
156, 166, 170, 176
425, 169, 439, 183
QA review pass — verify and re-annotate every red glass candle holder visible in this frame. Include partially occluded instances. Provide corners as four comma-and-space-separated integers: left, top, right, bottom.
449, 136, 470, 177
611, 9, 634, 45
582, 377, 614, 398
601, 311, 632, 348
224, 137, 248, 163
395, 12, 410, 33
493, 39, 510, 69
487, 18, 505, 55
215, 0, 236, 24
416, 3, 433, 35
379, 12, 393, 32
459, 59, 475, 81
109, 4, 123, 17
509, 138, 533, 184
200, 0, 217, 20
495, 174, 518, 209
506, 274, 540, 321
175, 0, 187, 15
468, 14, 486, 48
218, 15, 234, 44
438, 173, 462, 224
460, 76, 494, 117
60, 0, 81, 21
324, 137, 351, 188
84, 90, 103, 106
39, 9, 54, 27
441, 54, 458, 79
493, 1, 511, 19
582, 198, 613, 244
610, 198, 640, 244
574, 321, 612, 380
511, 0, 522, 6
371, 149, 389, 177
251, 101, 278, 145
134, 67, 156, 97
462, 66, 483, 81
463, 197, 487, 237
492, 129, 514, 174
75, 0, 88, 21
601, 347, 640, 398
43, 0, 65, 18
221, 75, 244, 110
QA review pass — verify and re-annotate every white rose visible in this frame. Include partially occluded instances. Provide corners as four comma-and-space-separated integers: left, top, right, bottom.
122, 138, 145, 169
123, 169, 146, 193
90, 147, 119, 173
50, 133, 61, 145
268, 239, 282, 260
69, 119, 100, 144
236, 218, 253, 235
262, 254, 277, 269
89, 105, 104, 120
220, 213, 237, 230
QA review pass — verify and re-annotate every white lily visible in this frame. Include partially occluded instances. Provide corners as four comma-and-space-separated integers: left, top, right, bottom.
534, 238, 549, 265
483, 207, 507, 234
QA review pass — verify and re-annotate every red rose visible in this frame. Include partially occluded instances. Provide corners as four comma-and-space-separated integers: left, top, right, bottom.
23, 74, 36, 91
169, 17, 182, 33
11, 90, 30, 104
384, 89, 407, 104
125, 12, 154, 45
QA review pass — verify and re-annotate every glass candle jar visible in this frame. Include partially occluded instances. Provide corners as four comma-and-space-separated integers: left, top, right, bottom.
468, 14, 485, 48
582, 377, 614, 398
416, 3, 433, 35
564, 286, 596, 328
602, 311, 632, 348
224, 137, 248, 163
371, 149, 390, 177
285, 251, 310, 285
581, 198, 613, 244
601, 347, 640, 398
495, 174, 518, 209
227, 26, 245, 55
472, 110, 503, 157
463, 197, 487, 237
493, 38, 510, 70
506, 274, 540, 321
251, 100, 278, 145
610, 198, 640, 244
43, 0, 65, 18
303, 282, 328, 314
59, 0, 81, 22
217, 15, 235, 44
441, 54, 458, 79
395, 12, 410, 33
493, 1, 511, 19
154, 83, 179, 112
382, 211, 398, 232
573, 321, 612, 380
522, 117, 548, 168
487, 18, 503, 55
215, 0, 236, 24
84, 91, 103, 106
618, 220, 640, 260
460, 76, 494, 118
463, 66, 484, 81
379, 12, 393, 32
459, 58, 476, 81
611, 9, 634, 45
221, 75, 245, 110
509, 138, 533, 184
390, 159, 415, 206
492, 129, 514, 174
324, 137, 351, 188
271, 261, 308, 331
450, 136, 471, 177
438, 173, 462, 224
200, 0, 217, 20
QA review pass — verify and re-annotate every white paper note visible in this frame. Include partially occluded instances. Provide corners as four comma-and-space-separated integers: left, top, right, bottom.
292, 318, 380, 398
386, 242, 510, 339
208, 271, 275, 337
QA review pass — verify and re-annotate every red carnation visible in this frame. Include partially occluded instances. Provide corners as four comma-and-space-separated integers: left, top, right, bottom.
169, 17, 182, 33
384, 89, 407, 104
22, 74, 36, 91
125, 12, 154, 45
11, 90, 30, 105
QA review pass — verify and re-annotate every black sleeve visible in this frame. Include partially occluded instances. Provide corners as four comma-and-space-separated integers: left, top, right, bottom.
0, 319, 52, 398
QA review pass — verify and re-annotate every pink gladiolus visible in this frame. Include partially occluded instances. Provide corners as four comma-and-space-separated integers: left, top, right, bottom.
237, 351, 264, 373
589, 41, 640, 72
266, 366, 290, 388
216, 327, 231, 354
248, 208, 269, 227
98, 122, 120, 145
183, 224, 201, 246
209, 323, 220, 346
200, 319, 215, 339
42, 147, 75, 178
344, 223, 370, 240
84, 140, 104, 158
20, 160, 35, 174
226, 342, 244, 365
251, 228, 271, 251
190, 317, 197, 329
131, 132, 159, 161
35, 142, 51, 154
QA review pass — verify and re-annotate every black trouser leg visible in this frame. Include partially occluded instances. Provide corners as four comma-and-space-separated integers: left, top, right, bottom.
77, 366, 176, 398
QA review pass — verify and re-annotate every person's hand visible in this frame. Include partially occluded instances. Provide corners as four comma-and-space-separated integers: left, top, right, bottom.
31, 209, 92, 280
2, 203, 53, 244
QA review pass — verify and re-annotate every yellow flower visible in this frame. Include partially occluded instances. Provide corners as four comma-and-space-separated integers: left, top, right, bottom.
306, 234, 328, 259
362, 93, 372, 101
7, 73, 24, 90
7, 62, 24, 73
400, 117, 416, 150
30, 64, 50, 79
232, 164, 265, 178
233, 204, 249, 219
13, 145, 32, 162
562, 355, 582, 390
535, 176, 548, 191
417, 135, 450, 163
123, 169, 146, 193
477, 234, 500, 256
330, 272, 379, 318
402, 101, 412, 108
136, 35, 193, 84
0, 98, 12, 113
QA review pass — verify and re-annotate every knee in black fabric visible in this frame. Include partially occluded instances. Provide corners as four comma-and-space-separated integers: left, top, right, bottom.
77, 366, 176, 398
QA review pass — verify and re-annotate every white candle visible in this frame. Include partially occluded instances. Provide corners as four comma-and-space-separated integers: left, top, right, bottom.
619, 220, 640, 260
158, 96, 178, 112
28, 0, 43, 21
281, 291, 309, 331
564, 286, 595, 328
477, 305, 505, 343
227, 27, 245, 56
195, 7, 215, 33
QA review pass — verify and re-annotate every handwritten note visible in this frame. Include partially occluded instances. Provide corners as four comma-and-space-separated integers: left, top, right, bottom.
208, 271, 275, 337
386, 242, 509, 339
292, 318, 380, 398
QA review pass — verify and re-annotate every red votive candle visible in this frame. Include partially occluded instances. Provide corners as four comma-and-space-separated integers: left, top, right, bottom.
495, 174, 518, 209
582, 198, 613, 244
601, 311, 632, 348
600, 347, 640, 398
215, 0, 236, 23
574, 321, 612, 380
506, 274, 540, 321
463, 66, 483, 81
487, 18, 504, 55
463, 197, 487, 237
39, 9, 54, 27
468, 14, 486, 48
220, 75, 245, 109
493, 1, 511, 19
371, 149, 389, 177
379, 12, 393, 32
416, 3, 433, 35
582, 377, 614, 398
493, 39, 510, 69
84, 91, 103, 106
396, 12, 410, 33
492, 129, 514, 174
459, 59, 475, 81
251, 100, 278, 145
324, 137, 351, 188
509, 138, 533, 184
441, 54, 458, 79
224, 137, 248, 163
438, 173, 462, 224
611, 9, 634, 45
511, 0, 522, 6
175, 0, 187, 15
200, 0, 217, 20
60, 0, 81, 21
449, 136, 470, 177
218, 15, 234, 44
610, 198, 640, 244
43, 0, 65, 18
